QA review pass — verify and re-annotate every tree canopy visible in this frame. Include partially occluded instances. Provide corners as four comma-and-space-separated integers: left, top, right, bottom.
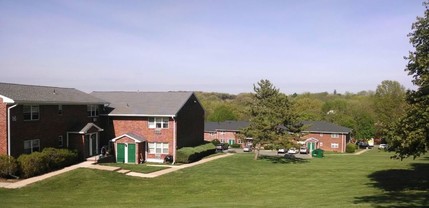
242, 79, 295, 160
389, 2, 429, 159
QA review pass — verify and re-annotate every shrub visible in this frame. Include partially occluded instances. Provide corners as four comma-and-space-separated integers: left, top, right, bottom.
176, 143, 216, 163
17, 148, 78, 178
18, 152, 48, 178
346, 143, 356, 153
42, 148, 78, 170
0, 155, 18, 178
230, 143, 241, 148
211, 139, 220, 146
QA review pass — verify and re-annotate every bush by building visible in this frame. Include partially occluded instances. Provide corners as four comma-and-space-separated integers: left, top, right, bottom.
0, 155, 18, 178
346, 143, 356, 153
176, 143, 216, 164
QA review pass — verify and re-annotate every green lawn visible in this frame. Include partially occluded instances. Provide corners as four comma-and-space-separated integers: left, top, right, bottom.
101, 163, 170, 173
0, 149, 428, 207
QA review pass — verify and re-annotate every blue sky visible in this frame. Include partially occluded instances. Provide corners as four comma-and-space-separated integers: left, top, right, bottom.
0, 0, 425, 94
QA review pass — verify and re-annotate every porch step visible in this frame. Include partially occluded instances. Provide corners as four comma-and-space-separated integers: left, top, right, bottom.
86, 155, 99, 161
117, 169, 131, 174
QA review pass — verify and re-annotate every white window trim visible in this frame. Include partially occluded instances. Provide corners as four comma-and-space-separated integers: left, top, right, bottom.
23, 105, 40, 121
24, 139, 40, 153
87, 105, 99, 117
148, 117, 169, 129
331, 143, 339, 148
148, 142, 169, 154
58, 136, 63, 147
331, 133, 339, 138
58, 105, 63, 115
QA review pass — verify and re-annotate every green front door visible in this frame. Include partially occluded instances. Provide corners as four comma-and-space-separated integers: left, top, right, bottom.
307, 142, 316, 152
127, 144, 136, 163
117, 143, 125, 163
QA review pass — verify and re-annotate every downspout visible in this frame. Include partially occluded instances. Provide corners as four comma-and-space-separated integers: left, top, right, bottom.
171, 116, 176, 165
7, 104, 18, 156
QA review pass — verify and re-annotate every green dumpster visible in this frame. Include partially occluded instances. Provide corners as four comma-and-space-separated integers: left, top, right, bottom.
312, 149, 324, 158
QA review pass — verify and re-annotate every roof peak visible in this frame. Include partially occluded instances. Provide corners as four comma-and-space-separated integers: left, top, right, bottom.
0, 82, 75, 90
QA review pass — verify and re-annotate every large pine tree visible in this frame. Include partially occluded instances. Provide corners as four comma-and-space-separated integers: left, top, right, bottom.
243, 79, 296, 160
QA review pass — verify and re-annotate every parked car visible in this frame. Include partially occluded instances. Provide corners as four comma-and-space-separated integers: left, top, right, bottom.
277, 148, 286, 154
378, 144, 388, 150
243, 146, 252, 152
299, 147, 309, 154
287, 147, 298, 154
216, 143, 229, 151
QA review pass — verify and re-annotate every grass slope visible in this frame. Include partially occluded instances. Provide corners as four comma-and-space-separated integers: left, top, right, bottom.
0, 149, 427, 208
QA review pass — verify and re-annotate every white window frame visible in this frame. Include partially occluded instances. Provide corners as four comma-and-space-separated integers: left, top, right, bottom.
58, 105, 63, 115
331, 143, 339, 149
148, 142, 169, 154
331, 133, 339, 138
58, 136, 63, 147
148, 117, 169, 129
87, 105, 99, 117
24, 139, 40, 154
23, 105, 40, 121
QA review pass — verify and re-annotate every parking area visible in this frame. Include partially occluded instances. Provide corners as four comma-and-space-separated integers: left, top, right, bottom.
223, 148, 313, 159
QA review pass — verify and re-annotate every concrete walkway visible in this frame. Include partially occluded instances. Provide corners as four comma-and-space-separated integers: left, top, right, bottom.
0, 161, 95, 189
0, 153, 233, 189
328, 148, 371, 156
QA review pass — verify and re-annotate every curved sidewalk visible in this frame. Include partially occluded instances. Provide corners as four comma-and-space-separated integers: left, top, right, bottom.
0, 153, 232, 189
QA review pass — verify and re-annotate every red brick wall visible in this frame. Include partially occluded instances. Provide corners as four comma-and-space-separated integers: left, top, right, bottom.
111, 117, 173, 160
0, 100, 7, 155
302, 133, 347, 153
9, 104, 103, 158
204, 131, 245, 147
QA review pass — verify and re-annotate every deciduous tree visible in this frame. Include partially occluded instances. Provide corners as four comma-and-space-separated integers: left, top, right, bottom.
389, 2, 429, 159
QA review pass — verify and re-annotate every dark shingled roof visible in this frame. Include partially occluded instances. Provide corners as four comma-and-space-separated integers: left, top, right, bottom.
302, 121, 351, 134
91, 91, 196, 116
0, 82, 107, 105
205, 121, 250, 132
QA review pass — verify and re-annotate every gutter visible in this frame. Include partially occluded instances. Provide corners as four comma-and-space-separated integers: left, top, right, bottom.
7, 104, 18, 156
172, 116, 177, 165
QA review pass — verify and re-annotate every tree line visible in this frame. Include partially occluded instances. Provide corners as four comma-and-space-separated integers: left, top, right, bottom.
196, 79, 407, 141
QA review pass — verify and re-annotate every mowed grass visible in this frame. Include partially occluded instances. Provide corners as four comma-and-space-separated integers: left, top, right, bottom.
0, 149, 428, 208
102, 163, 170, 173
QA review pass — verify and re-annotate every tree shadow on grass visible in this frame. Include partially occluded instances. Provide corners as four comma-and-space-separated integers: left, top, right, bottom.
259, 155, 309, 164
354, 159, 429, 208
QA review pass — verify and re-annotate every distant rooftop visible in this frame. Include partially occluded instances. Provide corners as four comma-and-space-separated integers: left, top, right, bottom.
205, 120, 250, 132
302, 121, 352, 134
0, 82, 107, 104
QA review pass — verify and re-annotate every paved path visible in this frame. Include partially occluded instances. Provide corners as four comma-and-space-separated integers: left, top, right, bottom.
0, 161, 95, 189
327, 148, 371, 156
0, 153, 233, 189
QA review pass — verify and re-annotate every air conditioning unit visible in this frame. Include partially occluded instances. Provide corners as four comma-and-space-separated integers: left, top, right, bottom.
155, 128, 161, 135
92, 117, 97, 122
155, 154, 161, 159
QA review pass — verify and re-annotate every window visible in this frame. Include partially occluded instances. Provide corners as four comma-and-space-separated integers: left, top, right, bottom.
331, 134, 339, 138
87, 105, 99, 117
331, 143, 339, 149
148, 142, 169, 154
23, 105, 39, 121
148, 117, 169, 129
58, 136, 63, 147
320, 133, 323, 137
320, 142, 323, 147
237, 139, 242, 144
24, 139, 40, 154
58, 105, 63, 115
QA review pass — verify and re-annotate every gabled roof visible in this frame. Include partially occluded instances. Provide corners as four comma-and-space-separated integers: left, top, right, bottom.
90, 91, 196, 116
0, 82, 107, 105
302, 121, 351, 134
69, 123, 104, 134
205, 121, 250, 132
111, 132, 146, 143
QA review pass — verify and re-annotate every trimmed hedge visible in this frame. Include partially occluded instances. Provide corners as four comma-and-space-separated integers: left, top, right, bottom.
176, 143, 216, 164
0, 155, 18, 178
17, 148, 78, 178
230, 143, 241, 148
346, 143, 356, 153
